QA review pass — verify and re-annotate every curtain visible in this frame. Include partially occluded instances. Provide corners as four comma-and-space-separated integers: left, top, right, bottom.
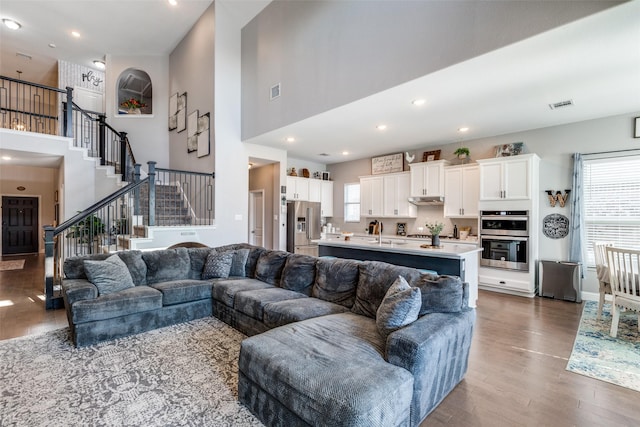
569, 153, 584, 276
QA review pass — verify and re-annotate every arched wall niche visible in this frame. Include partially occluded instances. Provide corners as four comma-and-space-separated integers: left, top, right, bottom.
117, 68, 152, 115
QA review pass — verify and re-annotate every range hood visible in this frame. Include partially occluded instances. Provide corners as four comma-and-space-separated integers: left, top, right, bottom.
407, 196, 445, 206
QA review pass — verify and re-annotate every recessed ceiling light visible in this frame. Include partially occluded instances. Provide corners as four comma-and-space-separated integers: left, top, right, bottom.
458, 127, 469, 132
93, 60, 105, 70
1, 156, 12, 160
342, 151, 349, 156
376, 124, 387, 131
3, 19, 21, 30
412, 99, 426, 106
168, 0, 178, 5
48, 43, 56, 48
71, 31, 81, 38
285, 137, 295, 143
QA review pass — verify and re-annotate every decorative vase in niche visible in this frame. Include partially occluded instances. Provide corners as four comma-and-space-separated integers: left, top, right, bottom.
431, 234, 440, 247
128, 108, 141, 115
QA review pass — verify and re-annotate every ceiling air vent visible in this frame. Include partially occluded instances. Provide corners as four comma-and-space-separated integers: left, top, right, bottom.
548, 99, 574, 110
318, 153, 330, 157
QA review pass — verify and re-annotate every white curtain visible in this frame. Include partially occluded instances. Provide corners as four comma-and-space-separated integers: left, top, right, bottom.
569, 153, 584, 276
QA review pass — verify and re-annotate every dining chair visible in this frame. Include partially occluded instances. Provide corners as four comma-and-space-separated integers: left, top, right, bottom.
593, 241, 613, 320
606, 246, 640, 337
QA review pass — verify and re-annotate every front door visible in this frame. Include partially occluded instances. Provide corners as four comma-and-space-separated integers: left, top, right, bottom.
2, 196, 39, 255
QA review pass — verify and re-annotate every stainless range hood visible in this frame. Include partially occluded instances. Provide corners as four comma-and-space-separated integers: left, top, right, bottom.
407, 196, 445, 205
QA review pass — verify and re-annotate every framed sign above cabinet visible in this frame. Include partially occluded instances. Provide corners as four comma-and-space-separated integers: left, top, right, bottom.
371, 153, 403, 175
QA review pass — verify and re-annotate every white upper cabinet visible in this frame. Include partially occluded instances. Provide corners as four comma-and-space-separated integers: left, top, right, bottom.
286, 176, 310, 201
409, 160, 449, 197
308, 179, 322, 203
477, 154, 539, 201
320, 180, 334, 217
383, 172, 417, 218
360, 175, 384, 217
444, 165, 479, 217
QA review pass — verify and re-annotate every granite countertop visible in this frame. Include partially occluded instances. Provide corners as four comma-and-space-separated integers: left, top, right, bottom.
315, 236, 482, 259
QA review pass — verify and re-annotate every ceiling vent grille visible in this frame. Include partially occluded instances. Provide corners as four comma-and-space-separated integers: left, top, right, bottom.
548, 99, 574, 110
318, 153, 330, 157
270, 83, 281, 100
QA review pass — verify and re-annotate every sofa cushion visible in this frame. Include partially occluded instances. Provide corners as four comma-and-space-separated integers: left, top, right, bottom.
255, 250, 290, 285
149, 279, 213, 306
71, 286, 163, 324
376, 276, 421, 338
212, 278, 275, 308
142, 248, 191, 285
239, 313, 414, 426
415, 274, 467, 315
263, 297, 350, 329
218, 248, 250, 277
186, 247, 214, 280
312, 258, 359, 308
202, 251, 234, 279
245, 246, 267, 278
63, 253, 111, 279
84, 254, 135, 296
280, 254, 317, 295
234, 288, 307, 321
351, 261, 422, 319
113, 250, 147, 286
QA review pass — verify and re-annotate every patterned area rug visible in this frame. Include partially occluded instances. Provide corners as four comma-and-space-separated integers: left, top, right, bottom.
566, 300, 640, 392
0, 259, 25, 271
0, 317, 263, 426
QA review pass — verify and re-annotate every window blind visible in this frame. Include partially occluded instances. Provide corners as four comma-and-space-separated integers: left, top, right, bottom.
583, 155, 640, 265
344, 183, 360, 222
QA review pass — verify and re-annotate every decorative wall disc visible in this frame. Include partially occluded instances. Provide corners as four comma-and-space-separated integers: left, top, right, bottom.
542, 214, 570, 239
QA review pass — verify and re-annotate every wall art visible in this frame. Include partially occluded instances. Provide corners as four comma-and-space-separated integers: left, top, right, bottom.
176, 92, 187, 133
187, 109, 199, 153
495, 142, 524, 157
542, 214, 569, 239
168, 92, 178, 130
197, 113, 210, 158
371, 153, 403, 175
422, 150, 441, 162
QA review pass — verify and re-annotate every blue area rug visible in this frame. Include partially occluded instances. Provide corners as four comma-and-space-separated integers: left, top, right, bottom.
566, 300, 640, 392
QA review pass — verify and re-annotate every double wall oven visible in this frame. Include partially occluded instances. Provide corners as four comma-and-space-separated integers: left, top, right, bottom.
480, 210, 529, 271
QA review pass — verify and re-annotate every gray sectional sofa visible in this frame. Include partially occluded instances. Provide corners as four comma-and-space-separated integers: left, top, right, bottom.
61, 243, 476, 426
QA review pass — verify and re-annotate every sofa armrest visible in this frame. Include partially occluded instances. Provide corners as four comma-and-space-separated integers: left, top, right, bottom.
62, 279, 98, 305
385, 309, 476, 425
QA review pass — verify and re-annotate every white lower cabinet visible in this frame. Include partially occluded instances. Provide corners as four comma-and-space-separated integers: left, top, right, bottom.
478, 267, 535, 297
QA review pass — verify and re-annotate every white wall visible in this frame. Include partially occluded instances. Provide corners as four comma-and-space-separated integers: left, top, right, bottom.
105, 55, 170, 170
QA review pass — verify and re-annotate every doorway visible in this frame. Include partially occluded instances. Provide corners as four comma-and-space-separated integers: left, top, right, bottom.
2, 196, 39, 255
249, 190, 264, 247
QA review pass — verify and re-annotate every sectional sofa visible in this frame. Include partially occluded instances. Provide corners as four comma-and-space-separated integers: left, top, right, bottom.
61, 243, 476, 426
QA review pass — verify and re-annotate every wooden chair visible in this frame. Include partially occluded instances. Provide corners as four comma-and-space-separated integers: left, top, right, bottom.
593, 242, 613, 320
606, 246, 640, 337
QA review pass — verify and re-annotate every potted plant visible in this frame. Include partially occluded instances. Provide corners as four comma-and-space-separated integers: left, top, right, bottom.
425, 221, 444, 247
120, 98, 146, 114
66, 214, 106, 254
454, 147, 470, 163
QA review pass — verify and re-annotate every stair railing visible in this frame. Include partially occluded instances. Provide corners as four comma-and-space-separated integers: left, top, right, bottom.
43, 163, 147, 308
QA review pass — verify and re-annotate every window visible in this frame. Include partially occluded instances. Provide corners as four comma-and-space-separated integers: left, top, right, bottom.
344, 183, 360, 222
583, 153, 640, 266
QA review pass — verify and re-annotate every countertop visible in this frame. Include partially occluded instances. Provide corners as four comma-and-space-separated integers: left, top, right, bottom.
315, 236, 482, 259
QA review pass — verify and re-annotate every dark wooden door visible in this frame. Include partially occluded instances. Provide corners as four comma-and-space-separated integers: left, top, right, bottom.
2, 196, 39, 255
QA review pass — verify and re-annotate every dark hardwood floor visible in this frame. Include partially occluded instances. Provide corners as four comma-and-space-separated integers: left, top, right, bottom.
1, 253, 638, 425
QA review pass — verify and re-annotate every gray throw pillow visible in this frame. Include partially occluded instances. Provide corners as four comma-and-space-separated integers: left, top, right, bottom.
224, 248, 250, 277
376, 276, 421, 339
84, 254, 135, 296
202, 251, 234, 279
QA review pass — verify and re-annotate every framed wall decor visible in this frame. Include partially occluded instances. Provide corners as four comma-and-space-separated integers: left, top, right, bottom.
495, 142, 524, 157
176, 93, 187, 133
187, 110, 199, 153
197, 112, 210, 158
422, 150, 441, 162
168, 92, 178, 130
371, 153, 403, 175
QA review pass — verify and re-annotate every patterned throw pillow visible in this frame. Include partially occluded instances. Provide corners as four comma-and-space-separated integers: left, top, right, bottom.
84, 254, 135, 296
202, 251, 234, 279
376, 276, 421, 339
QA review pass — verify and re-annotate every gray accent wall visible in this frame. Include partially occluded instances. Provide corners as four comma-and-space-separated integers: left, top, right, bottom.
241, 0, 619, 140
169, 2, 216, 174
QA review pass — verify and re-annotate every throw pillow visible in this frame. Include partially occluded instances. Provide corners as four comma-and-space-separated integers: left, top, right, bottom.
225, 248, 250, 277
202, 251, 234, 279
376, 276, 421, 339
84, 254, 135, 296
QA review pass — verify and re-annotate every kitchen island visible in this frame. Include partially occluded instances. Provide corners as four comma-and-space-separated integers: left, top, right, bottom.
317, 237, 481, 307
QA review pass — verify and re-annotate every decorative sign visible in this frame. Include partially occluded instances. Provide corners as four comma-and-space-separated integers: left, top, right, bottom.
371, 153, 403, 175
545, 190, 571, 208
542, 214, 570, 239
82, 70, 103, 87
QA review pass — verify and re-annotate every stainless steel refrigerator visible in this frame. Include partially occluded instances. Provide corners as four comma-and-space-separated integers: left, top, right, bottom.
286, 201, 321, 256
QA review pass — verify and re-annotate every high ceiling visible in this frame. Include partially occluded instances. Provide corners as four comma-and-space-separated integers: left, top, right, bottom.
242, 0, 640, 164
1, 1, 639, 167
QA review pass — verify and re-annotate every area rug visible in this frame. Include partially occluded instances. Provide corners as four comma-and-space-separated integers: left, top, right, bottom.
0, 259, 25, 271
0, 318, 263, 426
566, 300, 640, 392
